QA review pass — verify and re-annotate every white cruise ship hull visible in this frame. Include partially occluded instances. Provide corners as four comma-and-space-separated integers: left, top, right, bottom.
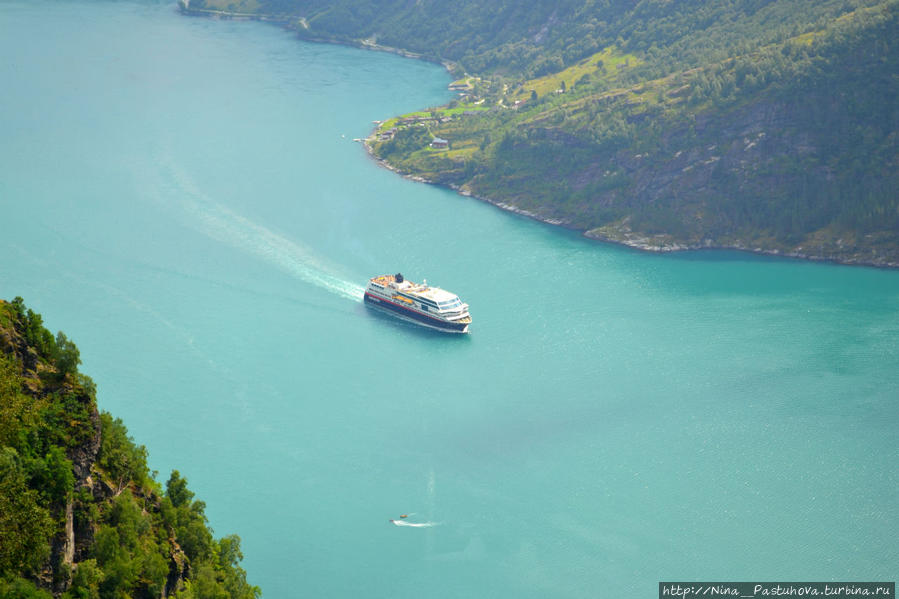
364, 274, 471, 333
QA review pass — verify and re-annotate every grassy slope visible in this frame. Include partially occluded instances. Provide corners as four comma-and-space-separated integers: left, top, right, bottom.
186, 0, 899, 265
369, 1, 899, 265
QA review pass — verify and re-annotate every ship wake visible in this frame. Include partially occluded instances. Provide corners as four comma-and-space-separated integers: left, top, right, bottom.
391, 520, 439, 528
156, 159, 364, 301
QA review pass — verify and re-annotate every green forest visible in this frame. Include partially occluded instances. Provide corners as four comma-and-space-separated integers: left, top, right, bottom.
0, 299, 259, 599
183, 0, 899, 264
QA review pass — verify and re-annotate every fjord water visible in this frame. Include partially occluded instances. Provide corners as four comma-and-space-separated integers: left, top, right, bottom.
2, 1, 897, 596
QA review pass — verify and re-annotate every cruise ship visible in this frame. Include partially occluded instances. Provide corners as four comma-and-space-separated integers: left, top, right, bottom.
364, 273, 472, 333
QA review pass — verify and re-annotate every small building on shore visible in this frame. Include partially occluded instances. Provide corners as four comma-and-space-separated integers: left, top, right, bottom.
430, 137, 449, 149
378, 127, 398, 141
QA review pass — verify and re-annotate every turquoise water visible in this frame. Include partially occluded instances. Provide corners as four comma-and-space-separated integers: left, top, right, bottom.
1, 1, 897, 596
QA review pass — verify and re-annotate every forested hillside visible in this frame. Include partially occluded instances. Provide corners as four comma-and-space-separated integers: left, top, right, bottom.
0, 298, 259, 599
183, 0, 899, 265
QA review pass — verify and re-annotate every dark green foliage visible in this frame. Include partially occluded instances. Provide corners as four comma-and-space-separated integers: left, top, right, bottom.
240, 0, 881, 79
22, 307, 57, 363
25, 446, 75, 505
338, 0, 899, 259
161, 473, 258, 599
65, 559, 102, 599
54, 332, 81, 377
164, 471, 213, 564
166, 469, 195, 508
0, 448, 55, 575
0, 299, 260, 599
198, 0, 899, 260
0, 577, 54, 599
10, 297, 87, 380
377, 127, 431, 158
182, 564, 230, 599
0, 354, 39, 450
93, 491, 170, 599
97, 413, 149, 492
217, 536, 258, 599
43, 393, 95, 451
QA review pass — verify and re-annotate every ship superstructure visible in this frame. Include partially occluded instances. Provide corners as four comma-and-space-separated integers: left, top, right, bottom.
364, 273, 472, 333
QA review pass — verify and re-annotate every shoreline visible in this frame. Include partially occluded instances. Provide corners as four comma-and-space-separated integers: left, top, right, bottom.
362, 140, 899, 270
181, 4, 898, 271
177, 1, 290, 23
178, 2, 454, 70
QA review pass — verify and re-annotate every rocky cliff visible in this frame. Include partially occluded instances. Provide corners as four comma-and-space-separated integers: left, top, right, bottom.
0, 298, 256, 599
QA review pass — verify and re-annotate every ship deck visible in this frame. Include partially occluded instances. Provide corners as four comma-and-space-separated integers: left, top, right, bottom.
370, 274, 456, 303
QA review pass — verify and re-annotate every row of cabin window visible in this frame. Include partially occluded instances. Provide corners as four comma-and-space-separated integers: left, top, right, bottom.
401, 293, 437, 309
400, 293, 461, 312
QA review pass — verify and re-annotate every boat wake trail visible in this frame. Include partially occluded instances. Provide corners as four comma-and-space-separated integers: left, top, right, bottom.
390, 520, 439, 528
187, 200, 364, 301
160, 161, 364, 301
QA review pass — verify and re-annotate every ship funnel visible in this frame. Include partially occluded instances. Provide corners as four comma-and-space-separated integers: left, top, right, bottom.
395, 273, 404, 283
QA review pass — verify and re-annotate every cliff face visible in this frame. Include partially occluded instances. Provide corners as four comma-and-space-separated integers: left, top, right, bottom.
0, 302, 98, 593
0, 299, 255, 599
568, 96, 899, 266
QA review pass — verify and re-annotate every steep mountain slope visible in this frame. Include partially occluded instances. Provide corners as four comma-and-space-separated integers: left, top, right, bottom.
183, 0, 899, 265
374, 3, 899, 264
0, 298, 259, 599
